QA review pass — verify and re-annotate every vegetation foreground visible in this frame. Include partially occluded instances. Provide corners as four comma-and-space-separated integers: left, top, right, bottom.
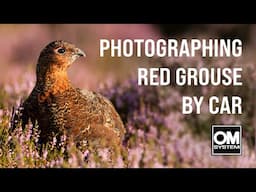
0, 56, 256, 168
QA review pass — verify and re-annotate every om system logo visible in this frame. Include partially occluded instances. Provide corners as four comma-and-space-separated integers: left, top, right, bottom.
211, 125, 242, 155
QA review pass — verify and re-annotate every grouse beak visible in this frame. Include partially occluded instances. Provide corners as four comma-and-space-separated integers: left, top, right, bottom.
75, 48, 86, 57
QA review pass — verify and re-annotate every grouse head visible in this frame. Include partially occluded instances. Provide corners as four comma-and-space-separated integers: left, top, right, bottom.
37, 40, 85, 73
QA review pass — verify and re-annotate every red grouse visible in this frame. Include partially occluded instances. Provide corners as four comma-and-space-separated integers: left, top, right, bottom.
18, 40, 126, 160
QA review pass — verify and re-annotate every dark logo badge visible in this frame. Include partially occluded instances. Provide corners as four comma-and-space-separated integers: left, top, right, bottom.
211, 125, 242, 155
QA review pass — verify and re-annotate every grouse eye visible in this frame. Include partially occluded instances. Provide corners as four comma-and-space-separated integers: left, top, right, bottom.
57, 48, 66, 54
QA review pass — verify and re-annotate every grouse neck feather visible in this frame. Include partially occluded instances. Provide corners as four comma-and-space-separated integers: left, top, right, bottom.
36, 64, 72, 102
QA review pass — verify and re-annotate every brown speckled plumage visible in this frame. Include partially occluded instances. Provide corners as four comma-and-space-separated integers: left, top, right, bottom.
20, 40, 126, 161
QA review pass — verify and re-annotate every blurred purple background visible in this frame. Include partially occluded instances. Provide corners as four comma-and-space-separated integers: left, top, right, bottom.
0, 24, 256, 167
